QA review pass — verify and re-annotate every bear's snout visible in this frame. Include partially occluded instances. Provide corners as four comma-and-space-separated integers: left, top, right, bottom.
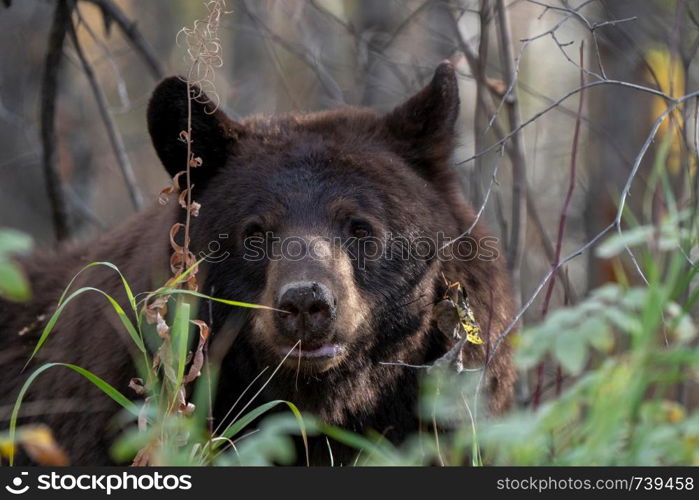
275, 281, 337, 345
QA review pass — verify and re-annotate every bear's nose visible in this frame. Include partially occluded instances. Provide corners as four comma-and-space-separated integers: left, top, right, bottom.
276, 281, 336, 340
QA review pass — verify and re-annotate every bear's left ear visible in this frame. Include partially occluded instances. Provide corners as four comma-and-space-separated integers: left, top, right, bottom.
382, 61, 460, 178
147, 76, 244, 184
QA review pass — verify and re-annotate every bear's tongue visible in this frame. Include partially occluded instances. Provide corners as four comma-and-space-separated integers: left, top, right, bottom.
284, 344, 341, 358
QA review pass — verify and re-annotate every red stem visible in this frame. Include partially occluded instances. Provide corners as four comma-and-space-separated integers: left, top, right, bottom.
533, 42, 586, 408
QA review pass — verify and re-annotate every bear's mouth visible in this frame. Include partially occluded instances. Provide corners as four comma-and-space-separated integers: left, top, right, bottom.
279, 343, 344, 359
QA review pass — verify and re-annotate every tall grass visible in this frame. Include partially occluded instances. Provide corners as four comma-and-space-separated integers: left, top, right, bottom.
5, 258, 313, 466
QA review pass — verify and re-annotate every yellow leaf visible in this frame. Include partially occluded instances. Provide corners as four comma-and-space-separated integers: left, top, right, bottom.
645, 48, 685, 174
0, 424, 70, 466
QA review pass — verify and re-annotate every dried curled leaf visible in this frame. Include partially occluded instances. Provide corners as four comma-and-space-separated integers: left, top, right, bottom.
179, 402, 196, 416
158, 172, 186, 205
183, 319, 210, 383
156, 312, 170, 339
129, 377, 147, 396
434, 298, 460, 340
178, 187, 192, 209
172, 171, 185, 190
138, 397, 152, 432
170, 252, 184, 277
177, 188, 201, 217
457, 296, 483, 346
189, 201, 201, 217
159, 186, 174, 206
144, 293, 169, 325
0, 424, 69, 466
169, 223, 185, 255
132, 444, 154, 466
434, 281, 483, 345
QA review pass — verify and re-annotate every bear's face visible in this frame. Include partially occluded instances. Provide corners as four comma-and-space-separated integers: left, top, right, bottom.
148, 62, 461, 374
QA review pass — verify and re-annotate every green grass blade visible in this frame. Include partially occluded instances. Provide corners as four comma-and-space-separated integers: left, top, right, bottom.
319, 424, 394, 463
9, 362, 137, 466
169, 256, 207, 288
157, 288, 283, 312
218, 400, 309, 464
172, 301, 191, 390
284, 402, 310, 466
26, 286, 146, 369
57, 262, 137, 315
219, 400, 286, 441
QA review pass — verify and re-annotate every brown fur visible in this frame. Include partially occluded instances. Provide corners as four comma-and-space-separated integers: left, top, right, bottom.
0, 62, 515, 465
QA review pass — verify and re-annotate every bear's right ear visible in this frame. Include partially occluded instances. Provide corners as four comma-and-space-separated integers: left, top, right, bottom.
382, 61, 460, 180
147, 76, 244, 182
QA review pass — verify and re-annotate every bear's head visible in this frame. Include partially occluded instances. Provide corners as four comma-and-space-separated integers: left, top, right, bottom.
147, 62, 488, 377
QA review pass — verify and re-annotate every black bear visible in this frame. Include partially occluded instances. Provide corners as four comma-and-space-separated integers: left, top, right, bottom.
0, 62, 515, 465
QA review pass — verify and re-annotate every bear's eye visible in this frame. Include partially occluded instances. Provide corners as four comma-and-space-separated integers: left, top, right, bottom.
349, 220, 372, 239
243, 223, 266, 240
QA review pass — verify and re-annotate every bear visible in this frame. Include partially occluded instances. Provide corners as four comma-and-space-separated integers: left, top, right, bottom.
0, 61, 515, 465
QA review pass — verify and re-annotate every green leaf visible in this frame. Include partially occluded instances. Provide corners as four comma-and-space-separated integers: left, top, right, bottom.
553, 331, 587, 375
582, 317, 614, 352
0, 229, 32, 256
596, 226, 653, 258
0, 260, 31, 302
9, 362, 137, 465
515, 330, 551, 370
666, 302, 696, 343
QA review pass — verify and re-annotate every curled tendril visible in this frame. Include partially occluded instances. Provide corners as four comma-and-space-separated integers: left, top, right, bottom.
175, 0, 230, 113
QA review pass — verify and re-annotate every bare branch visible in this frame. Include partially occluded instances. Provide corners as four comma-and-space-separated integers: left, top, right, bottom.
40, 0, 72, 242
533, 42, 586, 407
441, 149, 504, 250
495, 0, 527, 298
486, 88, 699, 366
456, 79, 675, 168
67, 13, 144, 210
541, 42, 585, 318
240, 0, 344, 104
81, 0, 164, 79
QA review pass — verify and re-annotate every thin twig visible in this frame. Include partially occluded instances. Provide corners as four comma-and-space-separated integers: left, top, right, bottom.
450, 4, 595, 305
74, 4, 132, 112
240, 0, 344, 103
40, 0, 72, 242
495, 0, 527, 305
441, 150, 503, 251
533, 42, 586, 408
541, 41, 585, 318
82, 0, 164, 79
525, 186, 578, 303
456, 79, 676, 168
67, 11, 143, 210
486, 87, 699, 368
